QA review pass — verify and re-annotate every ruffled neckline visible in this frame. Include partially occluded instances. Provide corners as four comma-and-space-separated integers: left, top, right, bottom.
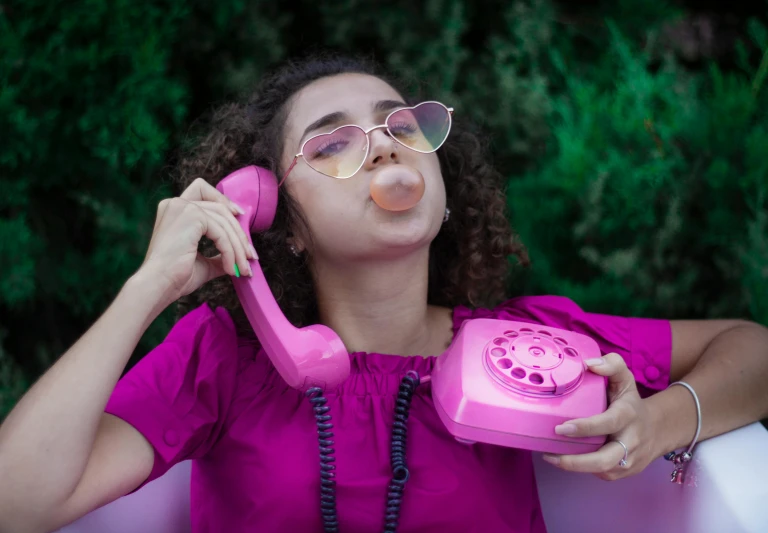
237, 303, 484, 395
341, 303, 475, 375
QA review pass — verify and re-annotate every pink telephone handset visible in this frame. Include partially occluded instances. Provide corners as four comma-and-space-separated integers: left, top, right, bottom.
217, 166, 606, 455
216, 166, 350, 391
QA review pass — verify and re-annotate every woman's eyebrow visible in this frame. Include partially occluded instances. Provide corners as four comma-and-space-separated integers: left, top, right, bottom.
373, 99, 407, 114
300, 111, 349, 143
299, 100, 408, 145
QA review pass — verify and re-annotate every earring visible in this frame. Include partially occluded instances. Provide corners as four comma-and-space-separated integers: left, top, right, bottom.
443, 208, 451, 223
289, 244, 301, 257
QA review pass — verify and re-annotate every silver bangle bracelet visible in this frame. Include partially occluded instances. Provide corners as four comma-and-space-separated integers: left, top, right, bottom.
663, 380, 702, 484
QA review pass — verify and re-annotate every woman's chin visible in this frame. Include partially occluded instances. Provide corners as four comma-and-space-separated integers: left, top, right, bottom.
368, 215, 440, 253
317, 203, 441, 259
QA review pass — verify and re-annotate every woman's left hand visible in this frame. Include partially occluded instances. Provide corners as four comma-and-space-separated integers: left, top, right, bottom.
541, 352, 661, 481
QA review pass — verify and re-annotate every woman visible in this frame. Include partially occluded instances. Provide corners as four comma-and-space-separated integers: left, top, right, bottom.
1, 54, 767, 533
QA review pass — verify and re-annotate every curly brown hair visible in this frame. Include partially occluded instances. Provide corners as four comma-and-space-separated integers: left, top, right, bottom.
174, 53, 529, 337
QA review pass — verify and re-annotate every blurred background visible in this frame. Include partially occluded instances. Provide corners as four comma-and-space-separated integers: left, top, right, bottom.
1, 0, 767, 419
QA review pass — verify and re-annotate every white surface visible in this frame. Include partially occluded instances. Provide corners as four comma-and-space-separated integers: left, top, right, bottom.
535, 421, 768, 533
56, 422, 768, 533
54, 462, 191, 533
685, 422, 768, 533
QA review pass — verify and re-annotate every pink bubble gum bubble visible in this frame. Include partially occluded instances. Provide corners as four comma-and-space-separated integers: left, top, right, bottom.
369, 166, 425, 211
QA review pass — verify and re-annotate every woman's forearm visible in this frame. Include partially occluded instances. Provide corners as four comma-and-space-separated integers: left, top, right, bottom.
646, 323, 768, 456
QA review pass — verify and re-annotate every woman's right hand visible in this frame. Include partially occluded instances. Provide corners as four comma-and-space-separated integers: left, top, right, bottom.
137, 177, 258, 302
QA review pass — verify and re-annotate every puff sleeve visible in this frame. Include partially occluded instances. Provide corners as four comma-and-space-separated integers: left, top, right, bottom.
104, 303, 239, 492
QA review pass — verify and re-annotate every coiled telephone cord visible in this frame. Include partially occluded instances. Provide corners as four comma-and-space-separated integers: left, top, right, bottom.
305, 371, 422, 533
306, 387, 340, 532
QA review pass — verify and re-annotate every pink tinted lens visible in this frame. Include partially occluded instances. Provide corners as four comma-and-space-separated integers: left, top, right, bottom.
302, 125, 368, 178
387, 102, 451, 152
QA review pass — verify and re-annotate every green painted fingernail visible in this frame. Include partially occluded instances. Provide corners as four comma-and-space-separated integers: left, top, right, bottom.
234, 263, 240, 278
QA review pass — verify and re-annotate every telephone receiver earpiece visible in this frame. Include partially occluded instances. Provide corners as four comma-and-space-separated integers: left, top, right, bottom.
216, 166, 350, 391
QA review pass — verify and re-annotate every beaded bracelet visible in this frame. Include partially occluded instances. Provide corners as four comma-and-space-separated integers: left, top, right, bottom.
662, 381, 702, 484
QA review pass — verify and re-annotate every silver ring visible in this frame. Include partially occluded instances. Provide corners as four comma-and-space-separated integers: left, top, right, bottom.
615, 439, 629, 467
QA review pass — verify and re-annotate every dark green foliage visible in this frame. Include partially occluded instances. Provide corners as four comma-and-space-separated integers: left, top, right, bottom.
1, 0, 766, 418
512, 18, 768, 323
0, 0, 290, 417
1, 0, 192, 398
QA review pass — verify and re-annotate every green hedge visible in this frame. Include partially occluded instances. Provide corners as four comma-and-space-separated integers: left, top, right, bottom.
1, 0, 766, 419
511, 19, 768, 324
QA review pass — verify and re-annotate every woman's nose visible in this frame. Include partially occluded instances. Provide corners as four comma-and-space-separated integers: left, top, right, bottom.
366, 128, 399, 167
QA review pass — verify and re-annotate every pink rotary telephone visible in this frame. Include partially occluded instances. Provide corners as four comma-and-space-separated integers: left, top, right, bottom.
217, 165, 607, 455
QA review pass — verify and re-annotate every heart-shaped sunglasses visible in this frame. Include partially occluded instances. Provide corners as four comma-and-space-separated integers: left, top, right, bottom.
280, 101, 453, 185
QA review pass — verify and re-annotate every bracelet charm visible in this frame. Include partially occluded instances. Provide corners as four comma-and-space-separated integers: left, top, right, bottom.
662, 381, 701, 485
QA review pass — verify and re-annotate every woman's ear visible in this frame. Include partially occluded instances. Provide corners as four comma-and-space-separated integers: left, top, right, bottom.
286, 228, 309, 254
286, 236, 304, 254
284, 199, 311, 255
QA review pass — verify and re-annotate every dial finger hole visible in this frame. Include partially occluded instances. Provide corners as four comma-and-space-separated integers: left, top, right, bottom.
564, 347, 579, 358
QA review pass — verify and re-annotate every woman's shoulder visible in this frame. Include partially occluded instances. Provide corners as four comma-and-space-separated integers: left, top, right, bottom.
453, 294, 584, 331
112, 302, 255, 397
452, 294, 672, 394
171, 301, 238, 339
169, 302, 263, 367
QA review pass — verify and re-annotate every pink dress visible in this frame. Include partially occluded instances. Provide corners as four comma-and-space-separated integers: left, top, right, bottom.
105, 295, 671, 532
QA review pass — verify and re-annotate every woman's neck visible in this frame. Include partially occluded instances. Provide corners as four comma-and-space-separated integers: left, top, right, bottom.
311, 249, 454, 357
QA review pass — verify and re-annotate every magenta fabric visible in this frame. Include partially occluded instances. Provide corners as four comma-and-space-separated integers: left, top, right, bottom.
104, 295, 672, 533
